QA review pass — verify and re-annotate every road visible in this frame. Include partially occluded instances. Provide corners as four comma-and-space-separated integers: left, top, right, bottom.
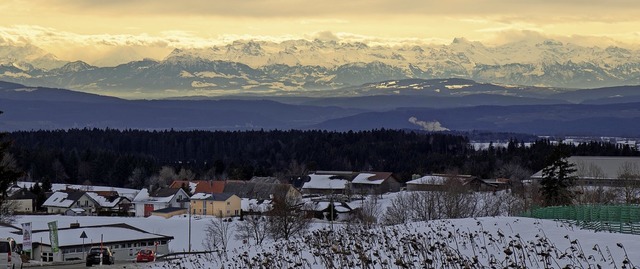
25, 261, 156, 269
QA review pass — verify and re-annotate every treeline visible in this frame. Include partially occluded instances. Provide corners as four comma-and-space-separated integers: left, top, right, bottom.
6, 129, 639, 188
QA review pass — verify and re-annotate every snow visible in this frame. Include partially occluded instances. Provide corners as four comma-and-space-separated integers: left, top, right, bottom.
351, 173, 385, 185
241, 198, 271, 212
85, 192, 121, 208
42, 192, 74, 208
147, 216, 640, 269
7, 197, 640, 269
17, 182, 140, 200
406, 175, 449, 185
301, 174, 349, 190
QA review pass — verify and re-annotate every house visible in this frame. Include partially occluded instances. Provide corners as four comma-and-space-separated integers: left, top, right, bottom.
85, 192, 132, 216
350, 172, 401, 195
42, 189, 133, 216
132, 188, 189, 217
7, 188, 37, 213
15, 223, 173, 262
169, 179, 301, 204
223, 180, 301, 200
307, 201, 354, 221
406, 174, 473, 191
531, 156, 640, 186
43, 190, 100, 215
189, 193, 241, 217
302, 173, 350, 195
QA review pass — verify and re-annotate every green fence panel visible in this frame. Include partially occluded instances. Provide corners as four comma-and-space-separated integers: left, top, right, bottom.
526, 205, 640, 235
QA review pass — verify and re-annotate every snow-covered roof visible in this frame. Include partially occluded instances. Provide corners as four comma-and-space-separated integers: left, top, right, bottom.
241, 198, 272, 212
17, 182, 140, 200
302, 174, 349, 190
42, 191, 82, 208
68, 208, 85, 213
351, 173, 385, 185
28, 224, 172, 247
314, 201, 352, 213
85, 192, 125, 208
133, 188, 184, 204
406, 175, 449, 185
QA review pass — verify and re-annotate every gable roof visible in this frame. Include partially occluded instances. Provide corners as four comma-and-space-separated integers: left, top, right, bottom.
223, 180, 295, 200
43, 190, 94, 208
133, 187, 188, 204
190, 192, 236, 201
8, 188, 37, 200
150, 188, 181, 197
169, 180, 225, 194
302, 174, 349, 190
85, 192, 128, 208
351, 172, 394, 185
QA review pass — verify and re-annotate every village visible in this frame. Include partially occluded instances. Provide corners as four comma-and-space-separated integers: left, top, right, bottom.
2, 155, 640, 266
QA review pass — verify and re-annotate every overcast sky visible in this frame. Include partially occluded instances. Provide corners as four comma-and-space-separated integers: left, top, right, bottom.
2, 0, 639, 65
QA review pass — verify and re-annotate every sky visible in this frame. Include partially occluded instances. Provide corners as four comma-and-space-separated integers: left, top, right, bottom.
1, 0, 640, 65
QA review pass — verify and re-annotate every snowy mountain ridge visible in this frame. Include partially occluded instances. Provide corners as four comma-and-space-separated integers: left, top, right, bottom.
1, 38, 640, 97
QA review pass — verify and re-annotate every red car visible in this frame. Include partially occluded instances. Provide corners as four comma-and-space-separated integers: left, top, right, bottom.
136, 249, 156, 262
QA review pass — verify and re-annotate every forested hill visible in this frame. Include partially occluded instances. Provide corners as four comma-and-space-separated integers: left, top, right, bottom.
7, 129, 639, 188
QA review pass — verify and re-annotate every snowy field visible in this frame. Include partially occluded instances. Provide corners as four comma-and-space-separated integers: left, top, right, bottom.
3, 214, 640, 268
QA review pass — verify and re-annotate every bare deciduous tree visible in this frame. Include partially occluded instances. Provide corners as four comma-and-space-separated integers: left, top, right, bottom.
617, 162, 640, 204
351, 192, 381, 229
203, 214, 234, 253
440, 177, 478, 218
235, 206, 269, 245
381, 192, 412, 225
267, 185, 311, 240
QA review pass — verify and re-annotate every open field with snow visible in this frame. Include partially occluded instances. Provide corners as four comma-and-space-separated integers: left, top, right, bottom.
3, 213, 640, 268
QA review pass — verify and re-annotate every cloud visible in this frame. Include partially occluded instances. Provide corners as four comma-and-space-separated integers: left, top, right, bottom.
408, 117, 449, 132
312, 31, 340, 42
21, 0, 640, 20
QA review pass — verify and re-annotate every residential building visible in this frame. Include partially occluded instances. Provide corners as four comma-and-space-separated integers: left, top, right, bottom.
406, 174, 473, 191
350, 172, 401, 194
189, 193, 241, 217
132, 188, 189, 217
169, 180, 225, 195
43, 190, 100, 215
223, 180, 301, 200
301, 173, 350, 195
7, 188, 37, 213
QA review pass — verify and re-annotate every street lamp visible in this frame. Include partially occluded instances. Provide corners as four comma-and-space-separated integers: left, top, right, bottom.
188, 199, 192, 253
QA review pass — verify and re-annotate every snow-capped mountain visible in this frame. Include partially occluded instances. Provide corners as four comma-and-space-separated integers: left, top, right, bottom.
1, 38, 640, 97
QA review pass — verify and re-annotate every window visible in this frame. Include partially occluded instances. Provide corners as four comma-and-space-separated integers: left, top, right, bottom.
85, 200, 88, 206
226, 210, 230, 214
226, 201, 230, 205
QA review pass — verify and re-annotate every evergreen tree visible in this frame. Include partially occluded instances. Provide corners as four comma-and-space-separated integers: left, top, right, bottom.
0, 112, 22, 223
540, 145, 577, 206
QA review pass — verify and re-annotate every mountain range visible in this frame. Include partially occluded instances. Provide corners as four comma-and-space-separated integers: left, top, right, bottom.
2, 79, 640, 137
1, 38, 640, 98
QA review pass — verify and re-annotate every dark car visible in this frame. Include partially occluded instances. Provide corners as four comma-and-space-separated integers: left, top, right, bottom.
136, 249, 155, 262
85, 247, 114, 266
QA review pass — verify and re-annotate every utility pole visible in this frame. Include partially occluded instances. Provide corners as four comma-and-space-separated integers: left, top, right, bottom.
188, 199, 192, 253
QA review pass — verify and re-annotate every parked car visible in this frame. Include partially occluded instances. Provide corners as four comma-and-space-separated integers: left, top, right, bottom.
136, 249, 156, 262
0, 237, 22, 269
85, 247, 114, 266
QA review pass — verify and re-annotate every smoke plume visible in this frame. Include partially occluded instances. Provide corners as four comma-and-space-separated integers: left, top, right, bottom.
408, 116, 449, 131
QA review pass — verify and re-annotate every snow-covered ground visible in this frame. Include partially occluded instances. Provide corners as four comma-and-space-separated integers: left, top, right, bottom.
4, 189, 640, 268
3, 212, 640, 268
